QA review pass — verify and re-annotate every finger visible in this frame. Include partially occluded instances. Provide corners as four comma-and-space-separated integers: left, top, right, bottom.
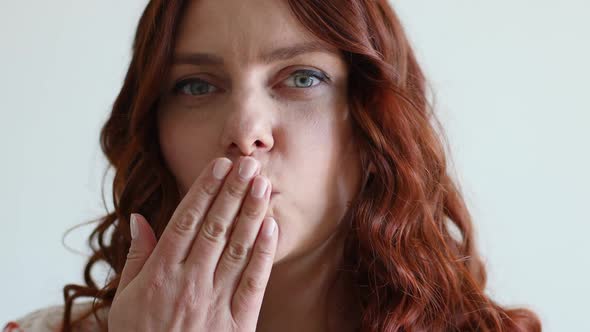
231, 217, 278, 324
151, 157, 233, 265
184, 156, 260, 276
214, 175, 271, 292
114, 213, 157, 300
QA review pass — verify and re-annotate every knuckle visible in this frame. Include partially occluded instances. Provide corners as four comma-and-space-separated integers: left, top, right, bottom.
226, 242, 250, 261
244, 274, 264, 293
200, 217, 226, 243
241, 202, 262, 219
174, 207, 202, 234
225, 181, 246, 199
255, 245, 274, 261
200, 178, 219, 196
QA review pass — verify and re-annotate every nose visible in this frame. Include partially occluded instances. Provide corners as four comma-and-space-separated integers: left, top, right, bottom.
219, 87, 274, 158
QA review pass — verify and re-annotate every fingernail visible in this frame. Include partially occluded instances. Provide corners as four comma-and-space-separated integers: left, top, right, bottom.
130, 214, 139, 240
263, 217, 276, 237
239, 158, 258, 180
251, 176, 268, 198
213, 158, 232, 180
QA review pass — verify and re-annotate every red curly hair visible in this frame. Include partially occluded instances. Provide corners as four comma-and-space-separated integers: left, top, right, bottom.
61, 0, 542, 331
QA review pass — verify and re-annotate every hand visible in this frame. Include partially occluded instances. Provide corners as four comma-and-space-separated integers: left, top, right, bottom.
108, 156, 278, 332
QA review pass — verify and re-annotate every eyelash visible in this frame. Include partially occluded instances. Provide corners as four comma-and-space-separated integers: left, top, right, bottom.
172, 69, 330, 97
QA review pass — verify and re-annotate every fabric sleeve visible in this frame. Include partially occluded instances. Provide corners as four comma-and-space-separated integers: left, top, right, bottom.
2, 305, 64, 332
2, 302, 108, 332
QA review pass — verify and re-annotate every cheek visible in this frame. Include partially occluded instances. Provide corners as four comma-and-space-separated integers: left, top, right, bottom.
275, 105, 360, 257
157, 114, 214, 194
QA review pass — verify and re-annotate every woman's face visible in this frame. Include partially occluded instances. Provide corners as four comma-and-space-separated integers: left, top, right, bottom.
157, 0, 363, 263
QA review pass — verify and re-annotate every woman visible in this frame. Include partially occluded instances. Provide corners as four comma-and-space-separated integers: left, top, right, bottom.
4, 0, 542, 331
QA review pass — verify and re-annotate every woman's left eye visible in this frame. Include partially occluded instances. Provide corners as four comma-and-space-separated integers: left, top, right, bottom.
171, 69, 329, 99
282, 70, 329, 89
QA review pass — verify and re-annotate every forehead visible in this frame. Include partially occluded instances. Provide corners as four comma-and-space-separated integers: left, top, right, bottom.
174, 0, 327, 64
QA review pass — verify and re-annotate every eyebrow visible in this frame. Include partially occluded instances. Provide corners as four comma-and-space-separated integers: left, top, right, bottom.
172, 41, 339, 66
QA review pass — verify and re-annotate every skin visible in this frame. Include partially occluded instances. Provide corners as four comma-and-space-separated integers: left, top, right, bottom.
152, 0, 364, 330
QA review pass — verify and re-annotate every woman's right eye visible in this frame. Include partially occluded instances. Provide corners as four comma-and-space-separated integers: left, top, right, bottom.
173, 79, 218, 96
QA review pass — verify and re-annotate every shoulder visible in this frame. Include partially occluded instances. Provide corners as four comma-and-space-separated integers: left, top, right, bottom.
3, 301, 109, 332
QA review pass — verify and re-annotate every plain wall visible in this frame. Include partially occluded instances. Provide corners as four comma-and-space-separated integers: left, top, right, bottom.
1, 1, 588, 331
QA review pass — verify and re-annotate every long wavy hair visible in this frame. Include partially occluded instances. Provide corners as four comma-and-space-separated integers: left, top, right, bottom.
61, 0, 542, 331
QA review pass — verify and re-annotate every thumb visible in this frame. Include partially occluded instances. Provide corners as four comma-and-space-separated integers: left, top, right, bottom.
115, 213, 157, 299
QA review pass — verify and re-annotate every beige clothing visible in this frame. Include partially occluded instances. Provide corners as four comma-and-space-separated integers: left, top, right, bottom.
3, 302, 109, 332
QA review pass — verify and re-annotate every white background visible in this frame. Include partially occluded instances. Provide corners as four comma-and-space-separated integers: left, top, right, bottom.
1, 1, 588, 331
